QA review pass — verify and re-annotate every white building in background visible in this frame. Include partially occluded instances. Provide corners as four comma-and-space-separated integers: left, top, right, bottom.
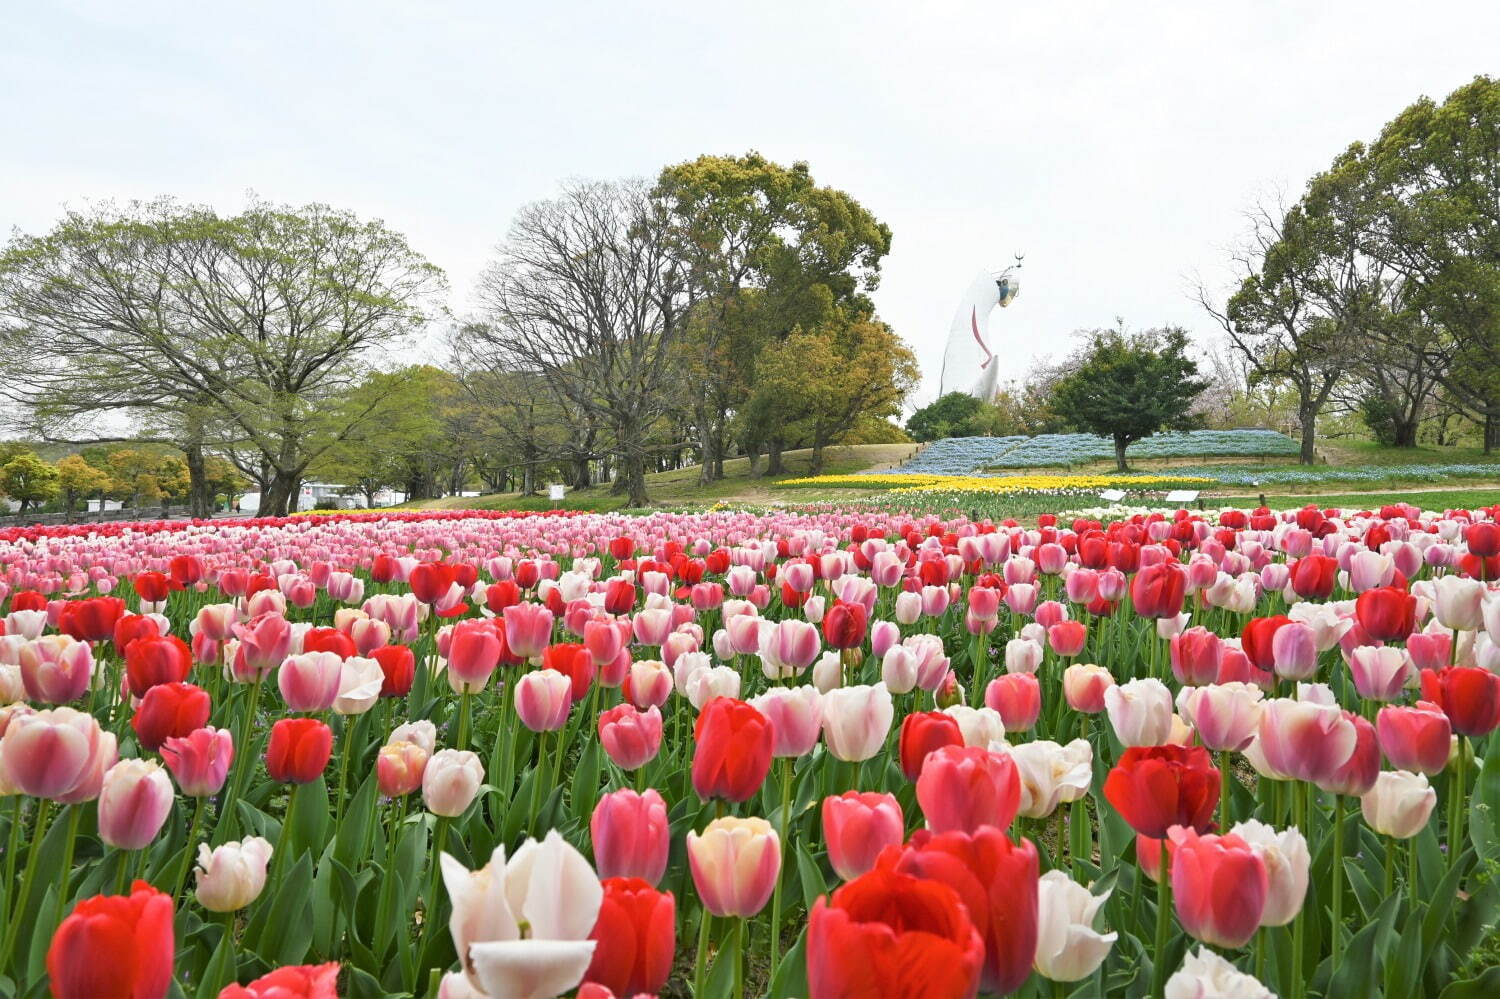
238, 482, 409, 514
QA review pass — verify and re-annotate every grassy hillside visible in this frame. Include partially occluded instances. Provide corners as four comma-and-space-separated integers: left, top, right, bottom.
411, 443, 917, 513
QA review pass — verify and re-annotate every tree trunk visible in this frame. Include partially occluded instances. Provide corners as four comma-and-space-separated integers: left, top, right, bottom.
1113, 436, 1130, 473
1392, 418, 1419, 448
260, 469, 301, 517
621, 451, 649, 506
1487, 414, 1499, 455
768, 438, 785, 475
1299, 404, 1318, 464
572, 455, 592, 489
697, 413, 716, 486
183, 441, 213, 518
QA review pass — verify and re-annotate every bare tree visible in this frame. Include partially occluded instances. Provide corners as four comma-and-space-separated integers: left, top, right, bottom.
465, 180, 693, 506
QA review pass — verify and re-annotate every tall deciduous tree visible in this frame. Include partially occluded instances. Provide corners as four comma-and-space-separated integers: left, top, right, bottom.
0, 198, 445, 515
0, 451, 61, 514
1050, 326, 1209, 471
467, 180, 691, 506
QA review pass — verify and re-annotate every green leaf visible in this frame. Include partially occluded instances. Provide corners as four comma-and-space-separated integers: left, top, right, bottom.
194, 927, 237, 999
796, 844, 826, 914
1469, 732, 1500, 860
1439, 965, 1500, 999
1327, 890, 1400, 998
334, 771, 378, 869
768, 927, 809, 999
571, 741, 602, 824
247, 851, 314, 966
703, 918, 741, 999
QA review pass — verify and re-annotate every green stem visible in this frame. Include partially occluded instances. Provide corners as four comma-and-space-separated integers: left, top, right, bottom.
1449, 739, 1467, 869
1331, 794, 1344, 973
770, 757, 791, 978
1385, 835, 1396, 897
693, 910, 713, 998
224, 909, 237, 983
333, 716, 356, 828
55, 805, 83, 906
1408, 835, 1419, 902
274, 782, 301, 890
529, 731, 548, 832
733, 917, 745, 999
1292, 782, 1307, 999
218, 676, 264, 844
1, 798, 21, 919
418, 815, 450, 966
1151, 838, 1171, 999
114, 847, 132, 895
455, 689, 472, 753
0, 797, 52, 972
1218, 750, 1232, 833
173, 797, 207, 901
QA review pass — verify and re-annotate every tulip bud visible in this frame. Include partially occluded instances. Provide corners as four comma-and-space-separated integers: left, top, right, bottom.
687, 817, 780, 918
195, 837, 273, 912
1360, 769, 1437, 838
1104, 678, 1174, 746
592, 788, 669, 884
98, 759, 174, 850
422, 748, 484, 817
377, 740, 429, 797
821, 790, 904, 881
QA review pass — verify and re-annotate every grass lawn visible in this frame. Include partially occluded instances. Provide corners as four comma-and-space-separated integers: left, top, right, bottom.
409, 443, 916, 513
1217, 487, 1500, 512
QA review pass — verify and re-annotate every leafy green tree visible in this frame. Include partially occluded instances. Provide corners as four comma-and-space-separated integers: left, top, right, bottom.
752, 313, 919, 472
654, 153, 892, 478
0, 198, 445, 515
55, 454, 111, 517
0, 451, 61, 514
1050, 326, 1209, 471
906, 392, 986, 441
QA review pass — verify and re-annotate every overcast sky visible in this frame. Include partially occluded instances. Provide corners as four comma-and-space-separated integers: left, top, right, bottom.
4, 0, 1498, 408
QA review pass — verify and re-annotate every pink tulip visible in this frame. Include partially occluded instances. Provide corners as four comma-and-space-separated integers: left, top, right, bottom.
623, 659, 673, 710
985, 673, 1041, 732
18, 635, 93, 704
759, 619, 820, 677
1047, 620, 1087, 658
598, 704, 663, 770
502, 603, 553, 661
233, 612, 293, 680
916, 745, 1021, 834
687, 817, 780, 918
592, 788, 670, 884
1271, 622, 1319, 681
447, 619, 501, 692
1347, 646, 1412, 702
1316, 712, 1380, 796
161, 726, 234, 796
349, 618, 392, 657
277, 651, 343, 712
1256, 698, 1357, 785
1063, 663, 1114, 714
1405, 631, 1452, 671
1169, 827, 1268, 948
919, 585, 950, 618
1176, 683, 1262, 752
1170, 627, 1222, 687
97, 759, 175, 850
750, 686, 823, 757
822, 790, 904, 881
0, 706, 107, 799
584, 617, 624, 667
1376, 702, 1452, 774
514, 669, 572, 731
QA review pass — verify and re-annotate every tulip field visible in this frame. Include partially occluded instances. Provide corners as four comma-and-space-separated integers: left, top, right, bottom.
4, 504, 1500, 999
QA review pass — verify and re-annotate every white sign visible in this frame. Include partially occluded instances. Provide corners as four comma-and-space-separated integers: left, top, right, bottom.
1164, 490, 1201, 503
1099, 489, 1127, 502
548, 484, 566, 501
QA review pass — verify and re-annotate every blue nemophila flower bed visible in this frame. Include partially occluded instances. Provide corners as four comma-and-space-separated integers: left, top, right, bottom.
876, 430, 1300, 475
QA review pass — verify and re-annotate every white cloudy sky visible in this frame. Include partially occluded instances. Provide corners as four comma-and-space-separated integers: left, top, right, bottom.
4, 0, 1498, 408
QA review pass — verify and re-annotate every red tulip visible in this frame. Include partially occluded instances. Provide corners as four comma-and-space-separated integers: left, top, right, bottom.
691, 697, 773, 802
131, 681, 211, 751
372, 644, 415, 698
583, 877, 676, 997
409, 562, 456, 605
1421, 666, 1500, 737
1288, 554, 1338, 600
113, 614, 161, 657
46, 880, 174, 999
1130, 562, 1186, 619
1355, 587, 1417, 643
808, 867, 984, 999
883, 825, 1039, 995
1168, 827, 1268, 948
604, 579, 636, 616
1467, 522, 1500, 559
1170, 626, 1222, 686
265, 718, 333, 784
302, 627, 357, 660
59, 596, 127, 642
1103, 744, 1219, 838
916, 745, 1021, 835
217, 962, 340, 999
131, 571, 172, 604
1239, 615, 1291, 673
124, 634, 193, 698
543, 642, 596, 702
898, 711, 965, 781
822, 601, 868, 651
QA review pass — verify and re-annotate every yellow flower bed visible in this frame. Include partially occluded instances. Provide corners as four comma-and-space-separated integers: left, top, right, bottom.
776, 473, 1216, 494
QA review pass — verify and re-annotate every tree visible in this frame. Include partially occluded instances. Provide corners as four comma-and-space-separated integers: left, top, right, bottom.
1050, 326, 1209, 471
752, 313, 919, 472
55, 454, 111, 518
654, 153, 892, 480
906, 392, 986, 441
0, 198, 446, 515
1318, 76, 1500, 449
0, 451, 61, 514
467, 180, 692, 506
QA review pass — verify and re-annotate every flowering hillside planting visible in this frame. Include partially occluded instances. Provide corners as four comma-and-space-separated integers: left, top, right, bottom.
1, 504, 1499, 997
